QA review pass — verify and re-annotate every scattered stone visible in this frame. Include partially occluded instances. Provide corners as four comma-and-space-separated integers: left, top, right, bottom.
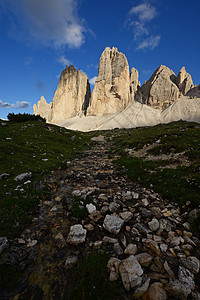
133, 223, 151, 235
93, 241, 102, 249
114, 243, 123, 255
109, 202, 120, 212
166, 278, 192, 299
89, 210, 102, 222
133, 277, 150, 299
119, 255, 143, 291
100, 206, 109, 214
124, 244, 137, 255
54, 232, 66, 248
0, 237, 9, 254
0, 173, 10, 179
86, 203, 96, 214
72, 190, 81, 197
98, 194, 108, 201
148, 218, 160, 231
143, 282, 167, 300
119, 211, 133, 222
84, 223, 94, 231
180, 257, 199, 274
65, 255, 78, 269
107, 257, 121, 281
103, 215, 124, 234
164, 261, 175, 278
27, 240, 38, 247
14, 172, 32, 182
103, 236, 118, 244
143, 239, 160, 255
67, 224, 87, 245
178, 266, 195, 291
135, 253, 153, 267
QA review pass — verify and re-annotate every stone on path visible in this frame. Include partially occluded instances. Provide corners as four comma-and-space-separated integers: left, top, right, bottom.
103, 215, 124, 234
119, 255, 143, 291
143, 282, 167, 300
14, 172, 32, 182
67, 224, 87, 245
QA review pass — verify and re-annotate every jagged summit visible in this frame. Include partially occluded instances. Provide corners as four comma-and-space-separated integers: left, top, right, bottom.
33, 47, 200, 129
88, 47, 134, 116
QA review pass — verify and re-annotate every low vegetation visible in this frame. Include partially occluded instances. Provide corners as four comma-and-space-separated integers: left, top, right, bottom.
68, 251, 117, 300
110, 121, 200, 207
0, 119, 92, 238
7, 113, 46, 123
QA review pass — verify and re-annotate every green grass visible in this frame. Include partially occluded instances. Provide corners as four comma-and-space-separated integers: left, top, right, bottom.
71, 196, 94, 219
0, 120, 93, 238
111, 121, 200, 207
68, 251, 118, 300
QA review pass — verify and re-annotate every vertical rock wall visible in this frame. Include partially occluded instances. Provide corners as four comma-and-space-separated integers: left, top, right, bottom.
50, 65, 91, 122
88, 47, 133, 116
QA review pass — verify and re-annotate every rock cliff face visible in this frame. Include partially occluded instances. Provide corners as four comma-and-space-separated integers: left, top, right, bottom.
139, 65, 179, 110
130, 67, 139, 101
51, 65, 91, 122
177, 67, 194, 95
33, 47, 199, 124
88, 47, 133, 116
33, 96, 52, 122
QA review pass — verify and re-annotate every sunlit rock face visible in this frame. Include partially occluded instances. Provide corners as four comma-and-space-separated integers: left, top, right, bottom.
33, 96, 52, 122
177, 66, 195, 95
88, 47, 133, 116
139, 65, 179, 110
51, 65, 91, 122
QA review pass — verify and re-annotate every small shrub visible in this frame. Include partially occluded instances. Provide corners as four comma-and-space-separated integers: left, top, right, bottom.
71, 196, 93, 218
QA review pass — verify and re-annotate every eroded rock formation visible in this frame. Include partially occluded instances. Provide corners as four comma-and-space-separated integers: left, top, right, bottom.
88, 47, 133, 116
177, 67, 195, 95
33, 96, 52, 122
33, 47, 199, 123
139, 65, 179, 110
51, 65, 91, 122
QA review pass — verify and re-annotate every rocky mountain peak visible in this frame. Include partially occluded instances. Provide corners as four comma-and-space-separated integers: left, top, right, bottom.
139, 65, 179, 110
87, 47, 133, 116
33, 96, 52, 122
177, 66, 194, 95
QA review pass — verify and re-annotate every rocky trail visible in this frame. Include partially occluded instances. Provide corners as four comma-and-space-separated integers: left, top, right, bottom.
1, 137, 200, 299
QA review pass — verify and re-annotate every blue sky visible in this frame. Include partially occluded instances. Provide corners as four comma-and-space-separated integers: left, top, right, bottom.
0, 0, 199, 119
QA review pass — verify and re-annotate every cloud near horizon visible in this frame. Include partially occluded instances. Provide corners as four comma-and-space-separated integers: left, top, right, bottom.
89, 76, 97, 85
137, 35, 161, 51
0, 100, 30, 109
57, 55, 71, 66
128, 1, 160, 51
2, 0, 86, 49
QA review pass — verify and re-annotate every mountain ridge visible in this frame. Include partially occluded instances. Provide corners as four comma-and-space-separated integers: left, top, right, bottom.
33, 47, 200, 130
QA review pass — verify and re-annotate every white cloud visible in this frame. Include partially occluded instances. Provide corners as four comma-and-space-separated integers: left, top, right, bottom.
57, 55, 71, 66
137, 35, 161, 50
0, 100, 29, 109
0, 100, 14, 108
130, 21, 149, 40
89, 76, 97, 85
16, 101, 30, 108
3, 0, 86, 48
127, 1, 160, 51
130, 3, 157, 22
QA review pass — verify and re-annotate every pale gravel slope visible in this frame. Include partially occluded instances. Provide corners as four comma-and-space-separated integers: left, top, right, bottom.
51, 97, 200, 132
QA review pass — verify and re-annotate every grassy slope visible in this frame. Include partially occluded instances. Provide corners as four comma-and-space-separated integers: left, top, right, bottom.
0, 121, 93, 238
110, 121, 200, 207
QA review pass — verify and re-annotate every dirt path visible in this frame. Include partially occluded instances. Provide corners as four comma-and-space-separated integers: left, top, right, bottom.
2, 139, 200, 299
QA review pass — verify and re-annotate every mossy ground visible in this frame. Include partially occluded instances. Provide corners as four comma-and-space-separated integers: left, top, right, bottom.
0, 120, 93, 238
109, 121, 200, 207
